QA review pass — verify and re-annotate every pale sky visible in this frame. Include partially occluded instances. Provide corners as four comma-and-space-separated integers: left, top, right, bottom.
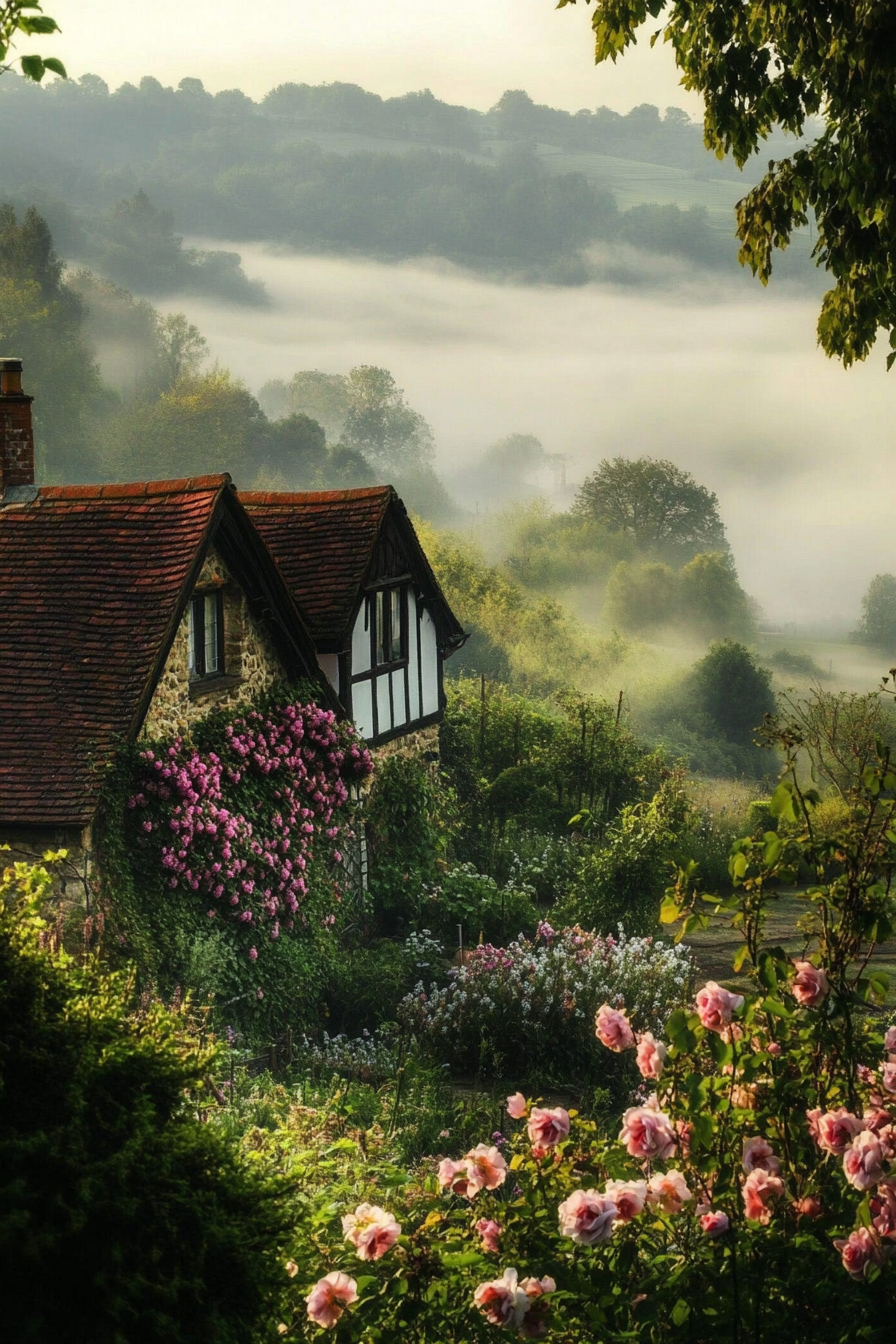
46, 0, 701, 114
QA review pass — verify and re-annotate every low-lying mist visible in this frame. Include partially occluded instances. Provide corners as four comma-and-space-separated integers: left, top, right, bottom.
159, 243, 896, 627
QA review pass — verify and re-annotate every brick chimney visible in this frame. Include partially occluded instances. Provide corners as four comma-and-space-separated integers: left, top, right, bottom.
0, 357, 35, 497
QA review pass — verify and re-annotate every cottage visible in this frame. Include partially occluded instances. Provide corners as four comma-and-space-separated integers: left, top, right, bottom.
0, 360, 335, 871
242, 487, 466, 748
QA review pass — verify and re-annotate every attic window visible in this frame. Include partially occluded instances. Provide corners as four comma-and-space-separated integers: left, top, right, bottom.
188, 590, 225, 678
372, 585, 406, 667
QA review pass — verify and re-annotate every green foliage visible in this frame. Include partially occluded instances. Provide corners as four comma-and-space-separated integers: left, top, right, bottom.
341, 364, 434, 472
854, 573, 896, 650
562, 776, 691, 934
766, 646, 831, 680
501, 500, 635, 591
573, 456, 727, 563
568, 0, 896, 366
604, 551, 755, 639
690, 639, 776, 748
0, 203, 107, 480
365, 754, 448, 932
413, 862, 539, 945
0, 852, 286, 1343
0, 2, 64, 83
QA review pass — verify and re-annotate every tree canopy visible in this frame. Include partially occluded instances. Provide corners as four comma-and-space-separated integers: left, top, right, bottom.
562, 0, 896, 366
573, 456, 726, 560
855, 573, 896, 651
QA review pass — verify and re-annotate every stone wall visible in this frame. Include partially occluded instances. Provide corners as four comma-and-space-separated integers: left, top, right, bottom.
141, 547, 288, 740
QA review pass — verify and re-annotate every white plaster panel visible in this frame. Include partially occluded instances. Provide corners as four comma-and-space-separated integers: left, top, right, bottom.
420, 608, 440, 716
351, 599, 371, 674
391, 669, 408, 728
377, 673, 392, 736
317, 652, 339, 694
351, 679, 374, 741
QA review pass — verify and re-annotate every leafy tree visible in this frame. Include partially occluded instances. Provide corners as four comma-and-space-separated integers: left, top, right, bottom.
0, 854, 286, 1343
0, 204, 106, 480
562, 0, 896, 367
260, 412, 328, 486
677, 550, 756, 639
342, 365, 435, 473
603, 559, 679, 632
277, 369, 352, 440
0, 1, 64, 83
154, 310, 208, 388
854, 573, 896, 650
573, 456, 726, 561
691, 639, 776, 749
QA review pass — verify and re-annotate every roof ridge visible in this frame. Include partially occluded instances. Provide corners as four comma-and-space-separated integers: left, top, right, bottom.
36, 474, 232, 501
241, 486, 392, 506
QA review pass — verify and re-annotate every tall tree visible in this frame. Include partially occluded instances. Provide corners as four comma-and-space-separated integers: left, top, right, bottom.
342, 365, 435, 473
573, 456, 726, 560
561, 0, 896, 367
855, 573, 896, 650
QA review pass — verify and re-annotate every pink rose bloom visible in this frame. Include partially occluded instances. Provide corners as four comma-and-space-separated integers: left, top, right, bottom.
742, 1136, 781, 1176
871, 1182, 896, 1239
473, 1268, 530, 1330
767, 1041, 782, 1057
305, 1271, 358, 1329
619, 1105, 677, 1161
647, 1169, 693, 1215
834, 1227, 885, 1280
843, 1131, 887, 1191
885, 1025, 896, 1055
438, 1158, 472, 1198
700, 1210, 730, 1238
527, 1106, 570, 1151
742, 1169, 784, 1224
636, 1032, 668, 1080
341, 1203, 400, 1261
476, 1218, 503, 1254
595, 1003, 635, 1051
557, 1189, 618, 1245
795, 1196, 823, 1219
791, 960, 830, 1008
464, 1143, 508, 1194
506, 1091, 528, 1119
604, 1179, 647, 1222
695, 981, 744, 1033
807, 1107, 863, 1155
518, 1276, 556, 1339
882, 1062, 896, 1095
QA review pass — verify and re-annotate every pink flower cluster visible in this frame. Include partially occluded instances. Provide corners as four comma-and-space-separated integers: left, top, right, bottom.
341, 1203, 400, 1261
130, 701, 371, 939
594, 1004, 669, 1081
558, 1169, 693, 1246
473, 1268, 555, 1338
438, 1144, 508, 1199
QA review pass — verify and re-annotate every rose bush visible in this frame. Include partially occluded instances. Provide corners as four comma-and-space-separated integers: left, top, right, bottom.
272, 702, 896, 1341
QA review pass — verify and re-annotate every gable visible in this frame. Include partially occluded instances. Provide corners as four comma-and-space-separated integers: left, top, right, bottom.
142, 547, 289, 740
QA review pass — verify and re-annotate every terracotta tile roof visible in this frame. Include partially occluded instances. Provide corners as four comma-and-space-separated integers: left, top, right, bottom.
241, 486, 394, 646
0, 476, 228, 826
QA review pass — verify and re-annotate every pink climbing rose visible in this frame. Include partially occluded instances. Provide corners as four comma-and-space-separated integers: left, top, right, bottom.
646, 1169, 693, 1215
619, 1104, 677, 1161
636, 1032, 668, 1080
464, 1143, 508, 1194
791, 960, 830, 1007
473, 1268, 530, 1330
476, 1218, 503, 1254
595, 1003, 635, 1052
557, 1189, 618, 1245
742, 1168, 784, 1224
527, 1106, 570, 1151
604, 1179, 647, 1222
834, 1227, 885, 1279
506, 1091, 528, 1119
742, 1136, 781, 1175
305, 1271, 358, 1329
843, 1131, 888, 1192
700, 1210, 730, 1238
341, 1203, 401, 1261
695, 981, 744, 1033
807, 1107, 863, 1155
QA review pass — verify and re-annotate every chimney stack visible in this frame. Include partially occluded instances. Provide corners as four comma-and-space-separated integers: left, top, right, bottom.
0, 357, 35, 498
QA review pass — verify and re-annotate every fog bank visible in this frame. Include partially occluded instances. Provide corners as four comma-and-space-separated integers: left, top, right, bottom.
162, 246, 896, 627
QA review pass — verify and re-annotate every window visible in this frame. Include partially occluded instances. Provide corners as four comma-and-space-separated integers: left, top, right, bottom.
188, 590, 224, 677
371, 585, 406, 667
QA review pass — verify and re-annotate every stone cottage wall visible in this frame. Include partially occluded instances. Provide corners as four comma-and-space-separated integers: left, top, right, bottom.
141, 547, 288, 740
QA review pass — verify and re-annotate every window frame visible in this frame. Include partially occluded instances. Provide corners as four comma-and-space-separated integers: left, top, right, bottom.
368, 582, 408, 672
188, 588, 226, 679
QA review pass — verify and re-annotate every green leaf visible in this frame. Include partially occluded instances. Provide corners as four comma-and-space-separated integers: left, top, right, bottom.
769, 781, 796, 822
19, 53, 45, 81
666, 1008, 699, 1052
671, 1299, 690, 1326
42, 56, 66, 77
732, 943, 751, 972
660, 895, 682, 924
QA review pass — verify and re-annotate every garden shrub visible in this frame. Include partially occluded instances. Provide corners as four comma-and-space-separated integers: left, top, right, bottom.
398, 921, 692, 1088
322, 931, 448, 1034
413, 862, 539, 945
0, 853, 287, 1344
364, 753, 449, 933
271, 701, 896, 1343
561, 776, 690, 934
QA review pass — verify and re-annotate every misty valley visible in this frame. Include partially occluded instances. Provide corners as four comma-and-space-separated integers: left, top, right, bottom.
4, 40, 896, 1344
